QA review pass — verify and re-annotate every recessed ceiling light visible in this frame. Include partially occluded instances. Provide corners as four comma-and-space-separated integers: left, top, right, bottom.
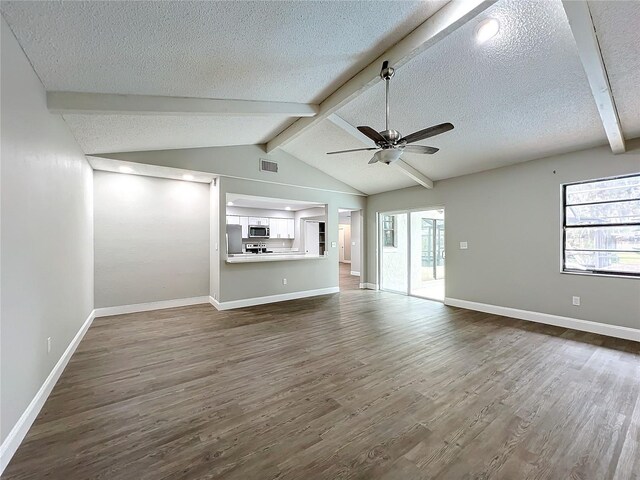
285, 206, 291, 211
119, 166, 134, 174
227, 201, 234, 206
475, 18, 500, 44
182, 174, 194, 181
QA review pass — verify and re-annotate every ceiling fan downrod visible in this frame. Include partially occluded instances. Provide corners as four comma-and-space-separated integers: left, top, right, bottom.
380, 61, 400, 144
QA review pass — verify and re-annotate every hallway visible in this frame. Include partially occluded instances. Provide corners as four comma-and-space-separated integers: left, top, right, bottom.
339, 262, 360, 291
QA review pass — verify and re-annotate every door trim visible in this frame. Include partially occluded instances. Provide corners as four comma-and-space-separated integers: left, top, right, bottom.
378, 206, 446, 302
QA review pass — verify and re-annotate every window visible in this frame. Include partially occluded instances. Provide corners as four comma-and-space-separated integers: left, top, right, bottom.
382, 214, 396, 247
563, 174, 640, 277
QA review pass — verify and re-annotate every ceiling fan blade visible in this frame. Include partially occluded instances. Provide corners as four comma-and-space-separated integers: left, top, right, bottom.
326, 147, 378, 155
368, 151, 382, 164
402, 122, 454, 144
403, 145, 439, 154
357, 126, 387, 145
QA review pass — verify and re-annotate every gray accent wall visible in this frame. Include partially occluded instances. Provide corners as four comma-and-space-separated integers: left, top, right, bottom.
0, 18, 94, 442
366, 143, 640, 330
93, 171, 210, 307
94, 144, 364, 196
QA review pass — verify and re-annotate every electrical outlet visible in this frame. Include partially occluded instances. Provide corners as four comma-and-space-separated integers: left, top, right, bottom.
572, 296, 580, 306
460, 241, 468, 250
331, 241, 337, 248
283, 278, 287, 285
47, 337, 51, 354
352, 241, 356, 246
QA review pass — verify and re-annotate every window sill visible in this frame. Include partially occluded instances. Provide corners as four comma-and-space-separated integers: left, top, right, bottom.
561, 270, 640, 280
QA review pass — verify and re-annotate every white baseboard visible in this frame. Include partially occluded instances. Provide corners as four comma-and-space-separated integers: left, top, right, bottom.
0, 309, 96, 474
209, 296, 221, 311
444, 297, 640, 342
211, 287, 339, 310
350, 271, 361, 276
360, 283, 379, 290
94, 296, 210, 317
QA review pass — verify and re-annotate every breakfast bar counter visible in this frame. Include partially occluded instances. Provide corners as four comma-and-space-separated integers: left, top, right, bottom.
225, 253, 327, 263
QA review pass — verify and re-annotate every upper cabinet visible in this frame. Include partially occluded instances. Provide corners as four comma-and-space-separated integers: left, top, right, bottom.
268, 218, 295, 239
286, 218, 295, 239
227, 215, 294, 239
239, 217, 249, 238
248, 217, 269, 226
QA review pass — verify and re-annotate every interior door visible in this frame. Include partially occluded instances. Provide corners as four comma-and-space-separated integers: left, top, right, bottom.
339, 228, 345, 262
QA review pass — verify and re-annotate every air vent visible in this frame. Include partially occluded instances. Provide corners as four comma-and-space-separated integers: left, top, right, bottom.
259, 159, 278, 173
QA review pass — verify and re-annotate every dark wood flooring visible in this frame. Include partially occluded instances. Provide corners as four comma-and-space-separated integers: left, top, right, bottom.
3, 288, 639, 479
339, 262, 360, 291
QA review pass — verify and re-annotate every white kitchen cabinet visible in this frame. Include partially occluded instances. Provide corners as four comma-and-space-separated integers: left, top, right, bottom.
286, 219, 295, 239
239, 217, 249, 238
268, 218, 295, 239
269, 218, 284, 238
226, 215, 240, 225
248, 217, 269, 226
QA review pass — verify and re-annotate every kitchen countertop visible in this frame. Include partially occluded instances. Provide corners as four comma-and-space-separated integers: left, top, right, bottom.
226, 253, 327, 263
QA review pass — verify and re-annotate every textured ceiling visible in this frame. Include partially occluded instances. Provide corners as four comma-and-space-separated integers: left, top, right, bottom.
334, 0, 608, 183
282, 120, 417, 195
62, 114, 294, 154
587, 0, 640, 139
2, 0, 637, 194
0, 0, 445, 103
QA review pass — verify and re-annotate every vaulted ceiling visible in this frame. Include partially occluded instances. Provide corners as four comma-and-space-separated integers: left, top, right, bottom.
2, 0, 638, 195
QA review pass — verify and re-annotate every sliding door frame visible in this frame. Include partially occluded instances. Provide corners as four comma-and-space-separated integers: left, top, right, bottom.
378, 205, 446, 301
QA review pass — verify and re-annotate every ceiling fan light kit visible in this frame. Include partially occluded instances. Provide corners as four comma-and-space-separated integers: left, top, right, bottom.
327, 60, 454, 165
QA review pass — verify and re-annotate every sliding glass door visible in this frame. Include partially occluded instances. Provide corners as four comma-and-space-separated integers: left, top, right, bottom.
380, 212, 408, 294
379, 208, 445, 301
410, 210, 445, 301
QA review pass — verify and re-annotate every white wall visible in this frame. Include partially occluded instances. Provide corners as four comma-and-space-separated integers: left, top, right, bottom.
366, 143, 640, 330
93, 171, 210, 307
0, 18, 94, 445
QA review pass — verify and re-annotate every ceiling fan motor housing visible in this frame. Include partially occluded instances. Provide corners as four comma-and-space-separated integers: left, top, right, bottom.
381, 129, 402, 144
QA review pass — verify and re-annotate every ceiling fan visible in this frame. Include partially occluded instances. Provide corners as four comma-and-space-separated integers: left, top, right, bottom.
327, 61, 454, 164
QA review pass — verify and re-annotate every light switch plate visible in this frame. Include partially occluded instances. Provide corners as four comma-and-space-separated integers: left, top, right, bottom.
352, 241, 356, 246
331, 241, 337, 248
572, 296, 580, 306
460, 241, 468, 250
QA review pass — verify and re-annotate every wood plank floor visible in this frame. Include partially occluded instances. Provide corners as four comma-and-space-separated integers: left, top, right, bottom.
4, 289, 639, 479
339, 262, 360, 291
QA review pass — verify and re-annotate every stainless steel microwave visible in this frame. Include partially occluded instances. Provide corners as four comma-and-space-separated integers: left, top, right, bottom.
248, 225, 270, 238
